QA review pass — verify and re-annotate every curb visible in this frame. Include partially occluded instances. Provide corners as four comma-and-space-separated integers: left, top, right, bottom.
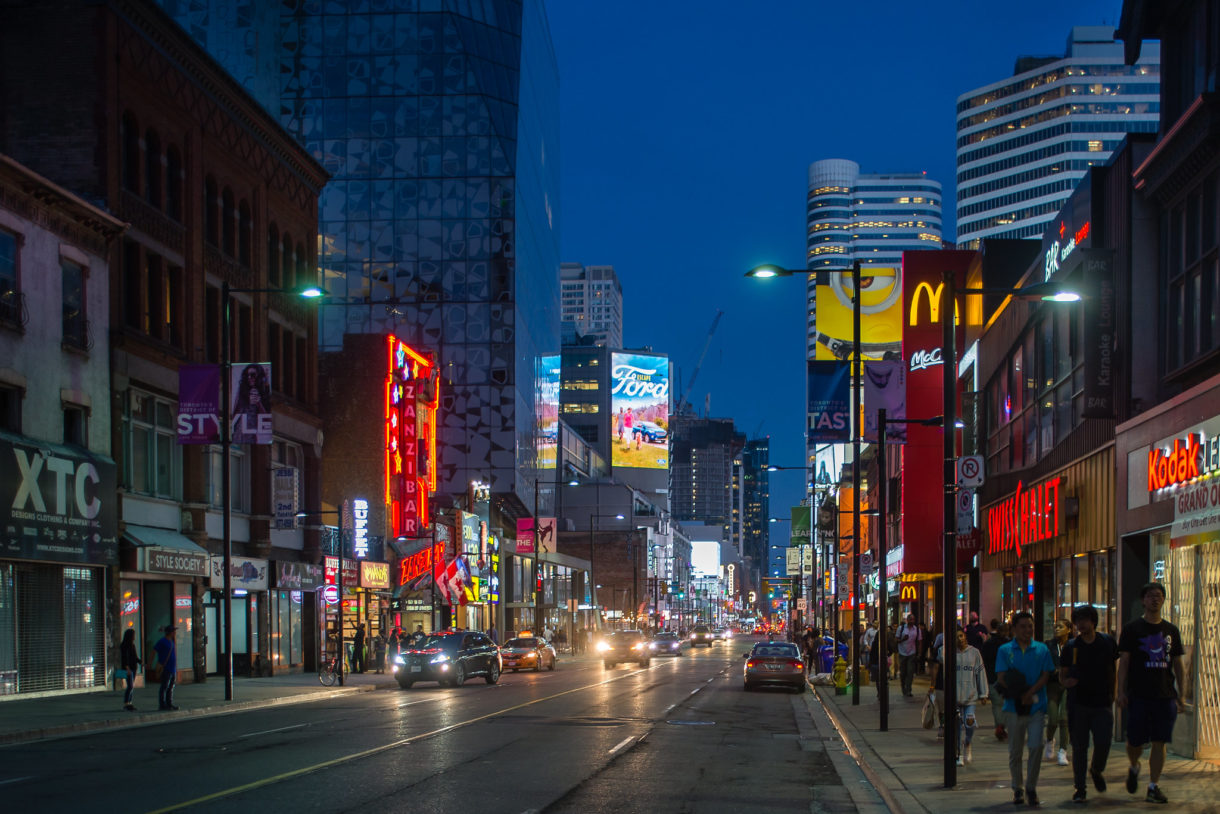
0, 680, 395, 746
810, 682, 929, 814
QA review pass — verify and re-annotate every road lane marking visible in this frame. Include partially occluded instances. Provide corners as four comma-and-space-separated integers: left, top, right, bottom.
607, 736, 633, 755
145, 667, 676, 813
237, 723, 308, 739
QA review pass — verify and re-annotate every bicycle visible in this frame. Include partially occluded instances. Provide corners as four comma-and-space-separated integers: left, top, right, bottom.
318, 654, 339, 686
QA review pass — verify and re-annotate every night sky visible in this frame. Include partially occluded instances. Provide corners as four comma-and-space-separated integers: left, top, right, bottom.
546, 1, 1125, 524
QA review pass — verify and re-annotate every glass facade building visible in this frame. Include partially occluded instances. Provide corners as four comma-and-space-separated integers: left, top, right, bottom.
159, 0, 562, 504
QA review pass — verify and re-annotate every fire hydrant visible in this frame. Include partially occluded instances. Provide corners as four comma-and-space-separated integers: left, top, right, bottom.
833, 655, 848, 695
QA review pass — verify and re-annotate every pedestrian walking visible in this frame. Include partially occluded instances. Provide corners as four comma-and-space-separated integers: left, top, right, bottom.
895, 613, 923, 697
801, 626, 818, 674
1061, 604, 1118, 804
980, 622, 1012, 741
373, 634, 387, 674
353, 623, 367, 673
1044, 618, 1072, 766
119, 628, 142, 711
995, 611, 1054, 807
152, 624, 179, 711
965, 610, 990, 650
928, 629, 946, 738
388, 627, 401, 662
935, 627, 989, 765
1117, 582, 1185, 805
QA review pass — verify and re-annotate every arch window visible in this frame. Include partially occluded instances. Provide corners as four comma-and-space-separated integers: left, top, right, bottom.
122, 111, 140, 192
268, 224, 281, 287
165, 145, 183, 222
205, 176, 219, 246
144, 129, 161, 209
238, 200, 252, 267
221, 188, 235, 256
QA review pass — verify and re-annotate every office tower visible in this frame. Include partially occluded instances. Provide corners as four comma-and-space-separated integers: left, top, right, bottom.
670, 415, 744, 528
738, 438, 770, 593
560, 262, 623, 348
804, 159, 942, 358
159, 1, 563, 507
955, 26, 1160, 248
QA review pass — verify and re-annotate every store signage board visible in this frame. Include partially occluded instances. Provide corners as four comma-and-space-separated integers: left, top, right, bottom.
1143, 415, 1220, 541
985, 476, 1065, 560
786, 548, 801, 576
209, 556, 269, 590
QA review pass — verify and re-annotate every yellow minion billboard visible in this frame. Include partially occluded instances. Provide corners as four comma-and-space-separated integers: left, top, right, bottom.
813, 266, 902, 360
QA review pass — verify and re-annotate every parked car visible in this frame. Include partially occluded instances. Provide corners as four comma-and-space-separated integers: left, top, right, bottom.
689, 624, 714, 647
743, 641, 806, 693
392, 631, 501, 689
500, 636, 557, 672
598, 629, 651, 668
650, 631, 684, 656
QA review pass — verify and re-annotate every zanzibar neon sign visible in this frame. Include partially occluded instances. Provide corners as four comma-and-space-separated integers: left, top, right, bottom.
385, 336, 438, 539
399, 542, 445, 586
1146, 432, 1220, 492
986, 476, 1064, 559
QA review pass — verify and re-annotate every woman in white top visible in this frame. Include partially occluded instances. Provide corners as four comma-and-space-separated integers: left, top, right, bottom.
932, 627, 990, 766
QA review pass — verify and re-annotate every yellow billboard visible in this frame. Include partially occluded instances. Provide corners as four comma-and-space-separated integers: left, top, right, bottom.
814, 267, 903, 361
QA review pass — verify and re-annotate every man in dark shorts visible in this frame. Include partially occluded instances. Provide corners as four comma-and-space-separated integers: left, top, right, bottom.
1060, 604, 1118, 804
1117, 582, 1185, 805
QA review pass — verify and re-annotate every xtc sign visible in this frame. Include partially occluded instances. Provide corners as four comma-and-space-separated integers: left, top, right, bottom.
10, 448, 102, 520
909, 348, 943, 372
1147, 432, 1219, 492
986, 476, 1065, 559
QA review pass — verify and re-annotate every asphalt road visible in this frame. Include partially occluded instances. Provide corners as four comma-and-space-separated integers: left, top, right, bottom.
4, 637, 848, 814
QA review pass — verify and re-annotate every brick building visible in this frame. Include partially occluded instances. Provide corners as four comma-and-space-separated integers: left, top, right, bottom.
0, 0, 328, 681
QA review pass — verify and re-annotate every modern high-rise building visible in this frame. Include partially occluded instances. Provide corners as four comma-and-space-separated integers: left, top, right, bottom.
804, 159, 943, 358
737, 438, 770, 595
158, 1, 563, 510
955, 26, 1160, 248
560, 263, 623, 348
670, 415, 744, 533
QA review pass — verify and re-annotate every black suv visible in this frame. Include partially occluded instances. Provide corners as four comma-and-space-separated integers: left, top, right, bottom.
690, 624, 713, 647
599, 630, 651, 668
392, 631, 501, 689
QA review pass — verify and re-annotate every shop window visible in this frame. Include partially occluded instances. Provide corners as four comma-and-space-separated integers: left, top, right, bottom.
124, 390, 181, 500
63, 567, 104, 689
119, 580, 142, 655
174, 582, 194, 672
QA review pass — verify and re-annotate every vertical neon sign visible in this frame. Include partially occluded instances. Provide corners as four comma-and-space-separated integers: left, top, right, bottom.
385, 335, 438, 538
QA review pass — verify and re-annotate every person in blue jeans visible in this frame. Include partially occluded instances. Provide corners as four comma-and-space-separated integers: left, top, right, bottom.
1060, 604, 1118, 804
152, 624, 179, 711
995, 611, 1054, 808
119, 628, 142, 711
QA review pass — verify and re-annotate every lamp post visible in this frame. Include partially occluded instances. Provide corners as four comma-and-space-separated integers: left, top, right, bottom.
220, 282, 321, 700
297, 507, 345, 686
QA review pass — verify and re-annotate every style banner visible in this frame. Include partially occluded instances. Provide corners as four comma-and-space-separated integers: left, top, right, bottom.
230, 362, 272, 444
177, 364, 220, 444
1080, 249, 1116, 419
863, 359, 907, 443
807, 360, 851, 443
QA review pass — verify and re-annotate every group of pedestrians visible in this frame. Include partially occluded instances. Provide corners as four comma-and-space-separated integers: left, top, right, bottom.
910, 581, 1184, 808
116, 623, 180, 712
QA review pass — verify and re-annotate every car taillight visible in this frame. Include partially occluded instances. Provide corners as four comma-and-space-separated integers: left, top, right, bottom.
788, 660, 804, 670
746, 660, 759, 669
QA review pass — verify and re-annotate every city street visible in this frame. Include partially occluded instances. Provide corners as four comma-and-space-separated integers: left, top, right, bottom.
2, 639, 865, 814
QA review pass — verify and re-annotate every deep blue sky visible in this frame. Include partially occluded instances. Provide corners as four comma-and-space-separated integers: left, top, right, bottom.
546, 1, 1125, 519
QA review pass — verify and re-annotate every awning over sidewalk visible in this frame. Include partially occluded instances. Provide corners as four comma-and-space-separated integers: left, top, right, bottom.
122, 525, 210, 577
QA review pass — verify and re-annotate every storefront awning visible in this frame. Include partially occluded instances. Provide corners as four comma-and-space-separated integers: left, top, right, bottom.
122, 525, 207, 553
122, 525, 210, 578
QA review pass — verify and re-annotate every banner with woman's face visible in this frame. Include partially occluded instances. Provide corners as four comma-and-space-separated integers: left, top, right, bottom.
231, 362, 273, 444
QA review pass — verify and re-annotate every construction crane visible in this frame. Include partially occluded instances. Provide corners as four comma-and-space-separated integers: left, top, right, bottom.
675, 309, 723, 415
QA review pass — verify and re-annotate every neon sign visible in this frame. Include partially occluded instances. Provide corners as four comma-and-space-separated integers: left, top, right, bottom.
352, 498, 369, 558
986, 476, 1064, 559
1147, 433, 1218, 492
907, 281, 959, 327
909, 347, 943, 372
385, 336, 438, 538
1044, 220, 1090, 282
398, 542, 445, 585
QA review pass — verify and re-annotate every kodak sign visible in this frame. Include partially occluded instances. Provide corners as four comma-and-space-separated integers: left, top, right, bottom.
986, 476, 1064, 559
1147, 434, 1203, 492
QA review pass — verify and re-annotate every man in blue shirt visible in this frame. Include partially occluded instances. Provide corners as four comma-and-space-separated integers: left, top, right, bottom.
153, 624, 179, 711
995, 611, 1054, 807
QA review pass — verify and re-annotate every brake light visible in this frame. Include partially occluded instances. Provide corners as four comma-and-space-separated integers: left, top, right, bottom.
788, 660, 804, 670
746, 660, 759, 669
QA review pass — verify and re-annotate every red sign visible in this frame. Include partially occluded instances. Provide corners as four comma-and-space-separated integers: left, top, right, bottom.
986, 476, 1065, 559
899, 251, 974, 576
399, 542, 445, 586
323, 556, 358, 588
1147, 434, 1202, 492
385, 336, 438, 538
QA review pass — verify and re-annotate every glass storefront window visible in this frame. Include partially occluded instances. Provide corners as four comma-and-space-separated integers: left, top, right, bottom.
1072, 554, 1089, 621
250, 593, 259, 655
119, 579, 142, 651
275, 591, 291, 666
1169, 545, 1195, 710
1055, 558, 1072, 623
174, 582, 193, 671
64, 568, 104, 689
291, 590, 303, 664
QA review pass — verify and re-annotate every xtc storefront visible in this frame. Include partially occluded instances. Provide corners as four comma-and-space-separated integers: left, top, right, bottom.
979, 446, 1117, 641
1115, 372, 1220, 760
0, 432, 117, 695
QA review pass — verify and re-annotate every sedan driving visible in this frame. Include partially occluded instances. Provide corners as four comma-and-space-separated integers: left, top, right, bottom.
392, 631, 501, 689
743, 641, 806, 693
499, 636, 557, 672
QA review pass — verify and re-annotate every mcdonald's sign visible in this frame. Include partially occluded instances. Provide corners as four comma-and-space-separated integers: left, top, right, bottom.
907, 281, 959, 328
898, 583, 919, 602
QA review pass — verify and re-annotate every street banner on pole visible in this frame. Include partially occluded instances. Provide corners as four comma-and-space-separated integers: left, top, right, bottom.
863, 359, 907, 443
230, 362, 273, 444
807, 360, 851, 443
177, 364, 220, 444
790, 506, 811, 546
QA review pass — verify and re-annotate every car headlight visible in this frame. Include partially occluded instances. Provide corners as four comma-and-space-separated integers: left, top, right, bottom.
596, 641, 610, 652
649, 642, 657, 649
393, 655, 406, 665
429, 654, 450, 664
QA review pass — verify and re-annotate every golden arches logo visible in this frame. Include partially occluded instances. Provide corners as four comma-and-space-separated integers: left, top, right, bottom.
899, 584, 918, 601
908, 281, 959, 327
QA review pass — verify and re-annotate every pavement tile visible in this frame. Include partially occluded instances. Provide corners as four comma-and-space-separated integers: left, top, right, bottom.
812, 673, 1220, 814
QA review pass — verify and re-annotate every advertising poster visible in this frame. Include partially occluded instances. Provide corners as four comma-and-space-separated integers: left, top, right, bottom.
177, 364, 220, 444
230, 362, 272, 444
536, 354, 561, 468
807, 360, 851, 443
610, 352, 669, 470
813, 266, 903, 361
863, 359, 907, 443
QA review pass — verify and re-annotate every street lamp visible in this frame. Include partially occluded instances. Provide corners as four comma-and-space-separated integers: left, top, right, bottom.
298, 507, 348, 686
220, 282, 320, 701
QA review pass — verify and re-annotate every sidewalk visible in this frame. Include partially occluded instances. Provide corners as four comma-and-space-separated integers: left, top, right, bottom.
814, 673, 1220, 813
0, 669, 398, 746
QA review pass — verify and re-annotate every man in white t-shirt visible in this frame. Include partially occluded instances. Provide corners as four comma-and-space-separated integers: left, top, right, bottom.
895, 613, 923, 697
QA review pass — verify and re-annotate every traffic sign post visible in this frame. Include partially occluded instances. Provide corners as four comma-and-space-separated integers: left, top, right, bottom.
957, 489, 974, 531
957, 455, 984, 488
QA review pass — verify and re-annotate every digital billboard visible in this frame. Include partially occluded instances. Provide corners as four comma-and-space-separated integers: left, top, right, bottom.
813, 267, 903, 361
536, 354, 560, 468
610, 352, 669, 470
